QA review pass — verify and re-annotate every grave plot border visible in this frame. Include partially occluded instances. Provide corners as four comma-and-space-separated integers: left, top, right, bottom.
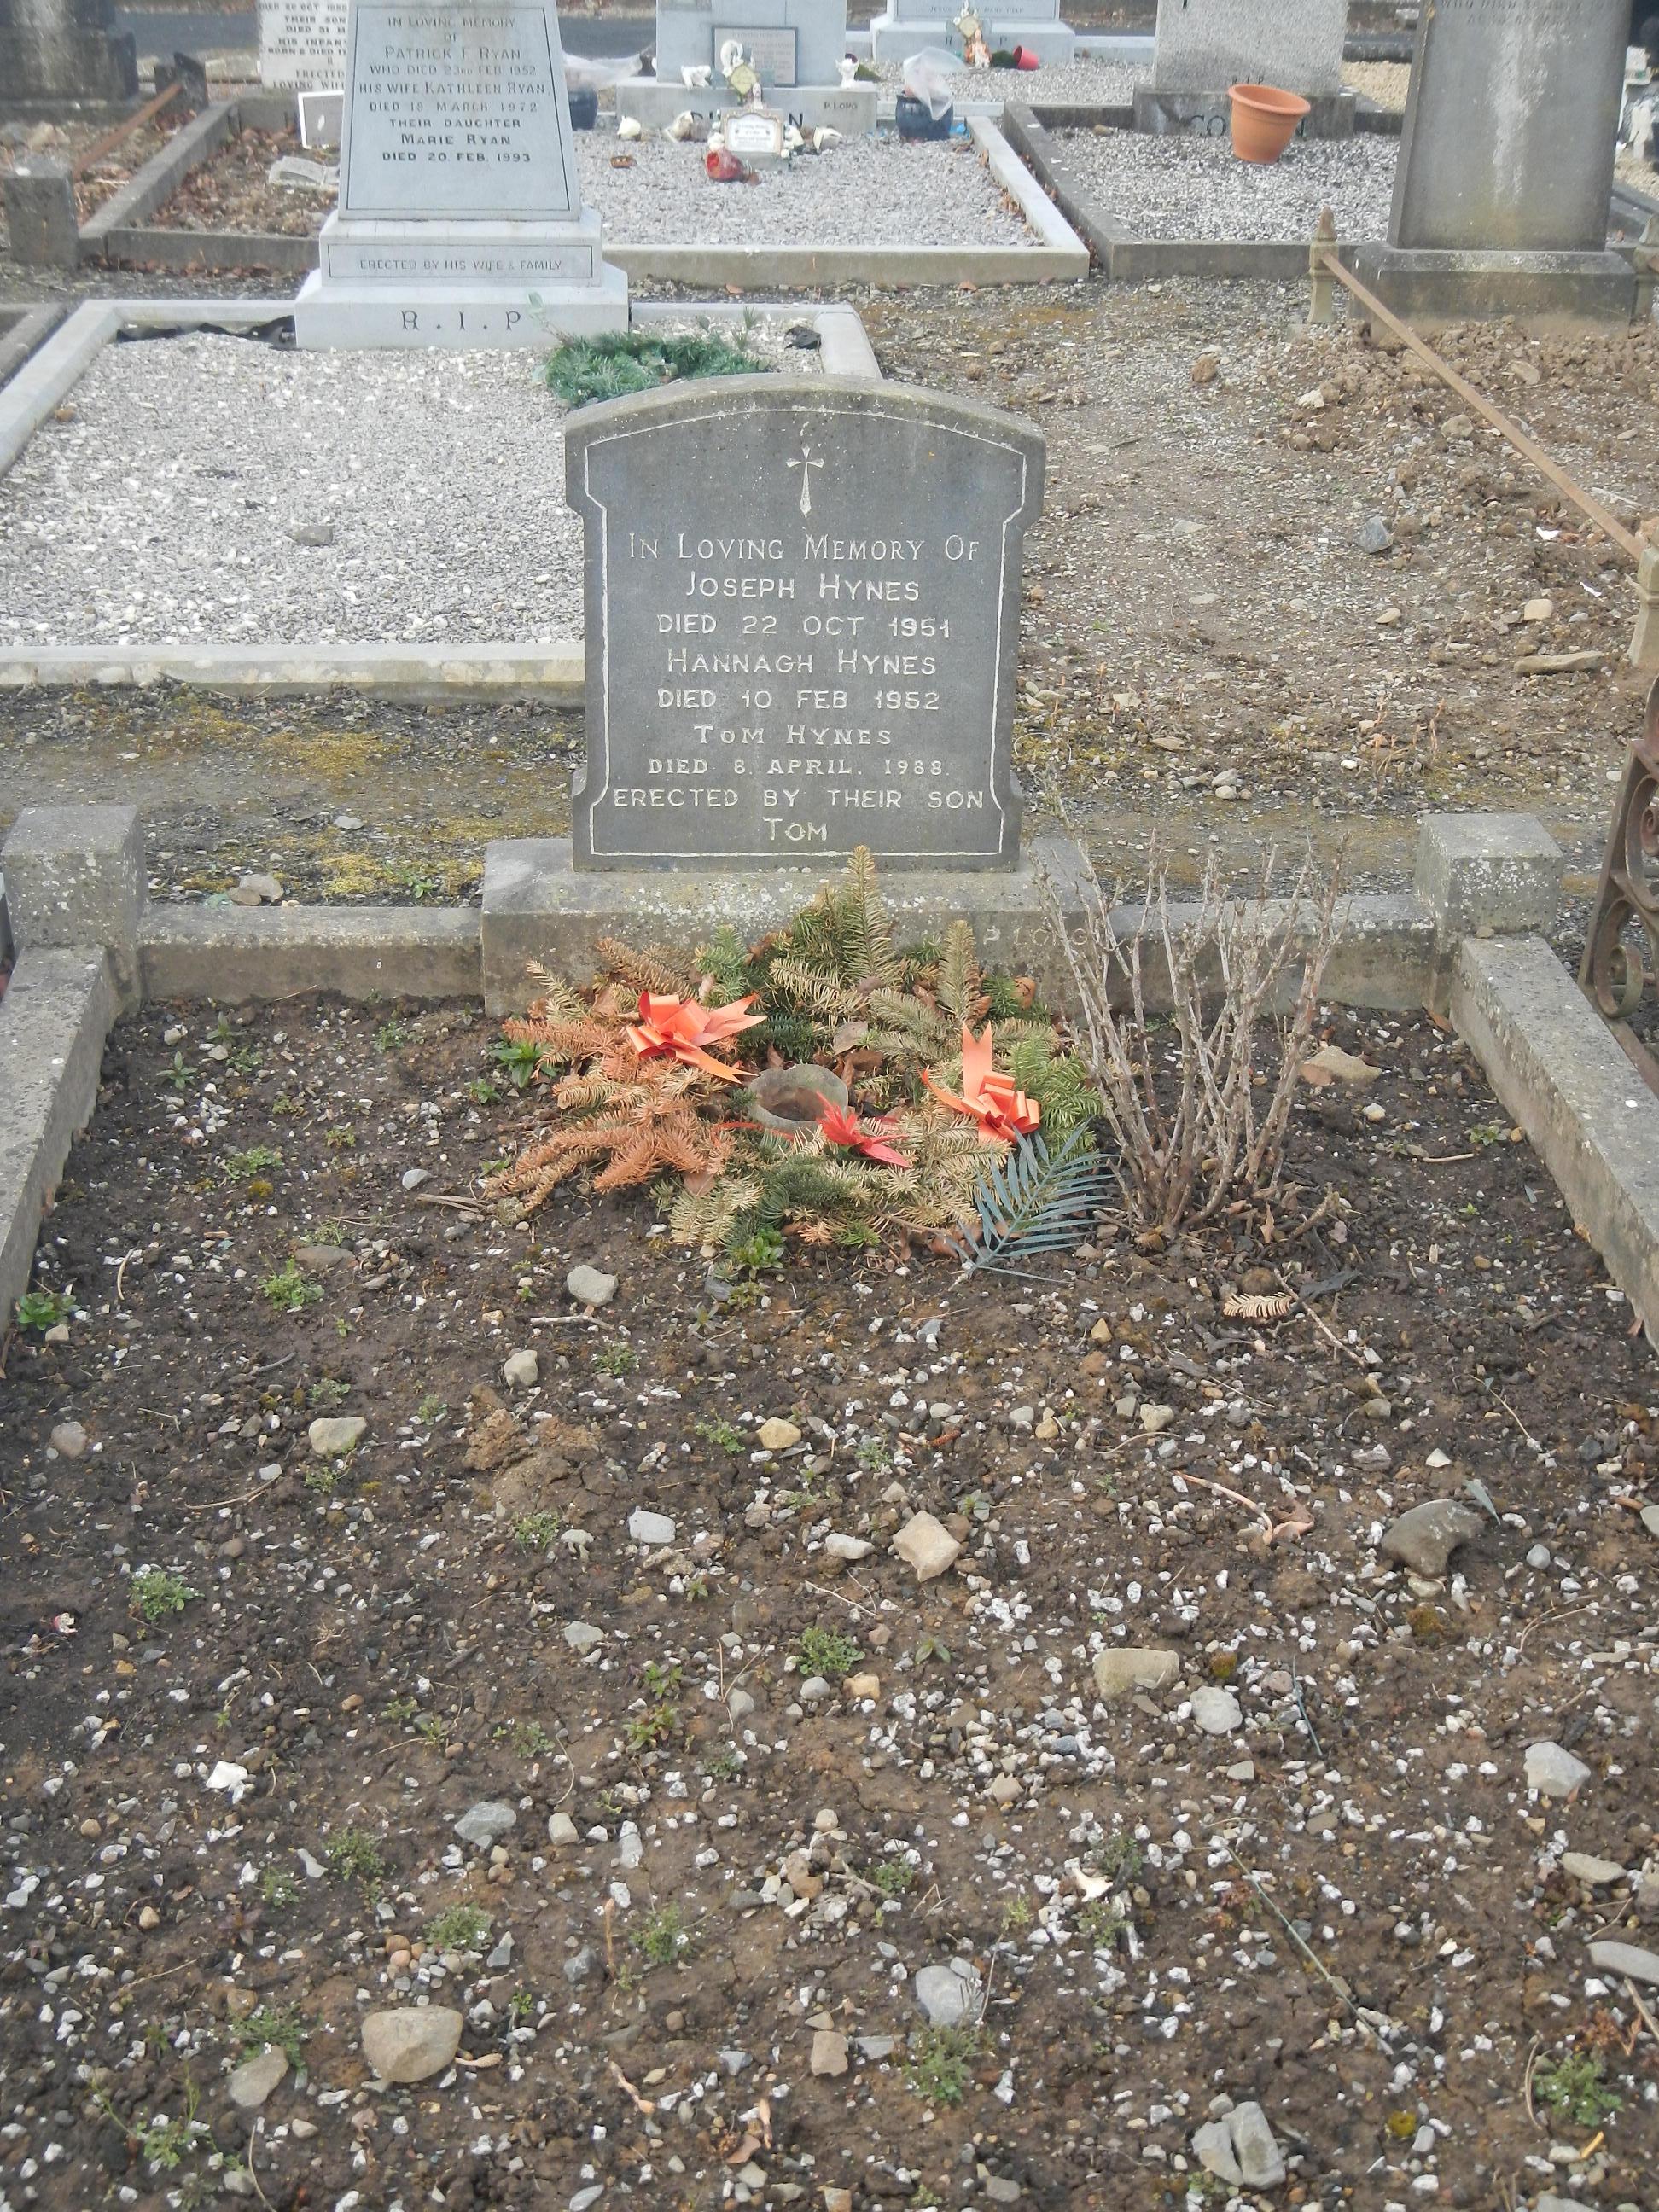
0, 305, 67, 390
8, 805, 1653, 1353
0, 294, 877, 701
1003, 102, 1403, 282
86, 108, 1088, 288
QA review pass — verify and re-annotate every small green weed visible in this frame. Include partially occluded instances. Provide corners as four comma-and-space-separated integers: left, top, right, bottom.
259, 1867, 297, 1909
870, 1860, 916, 1899
304, 1464, 339, 1495
14, 1286, 73, 1331
632, 1904, 690, 1966
627, 1662, 682, 1750
383, 1695, 418, 1727
224, 1145, 282, 1180
696, 1416, 745, 1456
131, 1569, 197, 1622
1090, 1831, 1144, 1884
701, 1746, 744, 1784
468, 1076, 500, 1105
427, 1903, 492, 1953
416, 1394, 450, 1426
326, 1828, 386, 1897
512, 1510, 562, 1550
492, 1037, 546, 1091
1534, 2051, 1621, 2128
495, 1717, 555, 1759
262, 1261, 322, 1314
375, 1019, 411, 1051
595, 1342, 639, 1377
730, 1227, 784, 1275
307, 1376, 352, 1412
1077, 1899, 1126, 1948
323, 1125, 356, 1151
906, 2024, 983, 2108
507, 1988, 537, 2023
999, 1894, 1033, 1935
236, 2005, 306, 2069
796, 1625, 862, 1681
161, 1050, 197, 1095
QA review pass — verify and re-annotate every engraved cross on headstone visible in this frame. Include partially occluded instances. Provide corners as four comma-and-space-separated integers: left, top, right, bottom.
788, 435, 824, 517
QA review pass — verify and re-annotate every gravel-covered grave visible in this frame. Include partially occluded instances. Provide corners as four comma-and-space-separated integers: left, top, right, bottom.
1051, 127, 1400, 243
0, 325, 817, 651
575, 131, 1033, 249
873, 55, 1140, 108
1, 990, 1656, 2210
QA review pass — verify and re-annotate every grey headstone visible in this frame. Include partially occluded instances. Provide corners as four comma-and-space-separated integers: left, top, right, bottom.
655, 0, 847, 89
295, 0, 627, 349
566, 378, 1043, 872
1, 162, 79, 271
0, 0, 137, 101
1151, 0, 1346, 98
1390, 0, 1627, 253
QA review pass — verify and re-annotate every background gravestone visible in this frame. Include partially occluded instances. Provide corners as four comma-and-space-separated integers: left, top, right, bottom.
1356, 0, 1633, 321
565, 379, 1044, 872
654, 0, 847, 90
1140, 0, 1352, 138
259, 0, 348, 90
869, 0, 1074, 67
1390, 0, 1625, 253
293, 0, 626, 348
0, 0, 137, 103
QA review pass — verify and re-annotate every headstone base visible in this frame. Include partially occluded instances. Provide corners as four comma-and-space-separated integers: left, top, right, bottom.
294, 210, 628, 348
869, 16, 1076, 63
480, 834, 1089, 1012
617, 78, 877, 134
1133, 86, 1355, 141
1352, 244, 1637, 327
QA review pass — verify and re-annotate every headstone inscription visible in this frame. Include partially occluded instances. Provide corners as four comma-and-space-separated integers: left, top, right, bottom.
0, 0, 137, 102
293, 0, 627, 348
564, 380, 1044, 872
259, 0, 348, 90
869, 0, 1075, 67
1355, 0, 1633, 322
1139, 0, 1352, 139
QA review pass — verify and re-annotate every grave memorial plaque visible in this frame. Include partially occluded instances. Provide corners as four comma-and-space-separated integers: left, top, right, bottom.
259, 0, 348, 89
567, 381, 1044, 872
714, 23, 796, 84
1389, 0, 1627, 253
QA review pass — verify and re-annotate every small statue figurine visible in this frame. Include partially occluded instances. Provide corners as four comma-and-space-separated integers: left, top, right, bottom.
954, 6, 990, 66
719, 37, 762, 105
837, 54, 859, 89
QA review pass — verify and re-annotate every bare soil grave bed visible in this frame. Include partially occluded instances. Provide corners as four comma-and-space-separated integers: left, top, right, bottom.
147, 124, 335, 239
2, 992, 1657, 2209
0, 108, 184, 253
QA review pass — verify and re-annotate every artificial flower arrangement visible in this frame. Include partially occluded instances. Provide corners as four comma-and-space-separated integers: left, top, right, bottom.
484, 848, 1104, 1262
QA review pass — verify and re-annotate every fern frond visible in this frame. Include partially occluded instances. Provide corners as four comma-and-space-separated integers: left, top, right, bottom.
948, 1127, 1117, 1272
596, 936, 700, 997
936, 919, 983, 1027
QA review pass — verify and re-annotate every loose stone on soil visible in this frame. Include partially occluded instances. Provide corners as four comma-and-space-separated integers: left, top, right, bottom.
564, 1621, 602, 1653
1526, 1742, 1592, 1798
810, 2029, 848, 2077
361, 2006, 464, 2084
758, 1417, 801, 1450
1379, 1499, 1484, 1577
1092, 1647, 1179, 1698
628, 1508, 675, 1546
308, 1414, 365, 1457
1188, 1685, 1243, 1736
824, 1532, 873, 1561
914, 1960, 981, 2027
547, 1812, 579, 1847
47, 1420, 86, 1458
454, 1801, 516, 1848
892, 1511, 962, 1581
568, 1264, 617, 1307
1561, 1852, 1626, 1885
1586, 1939, 1659, 1986
227, 2046, 290, 2110
503, 1348, 538, 1388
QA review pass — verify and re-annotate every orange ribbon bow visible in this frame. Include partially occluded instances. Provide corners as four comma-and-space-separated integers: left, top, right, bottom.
626, 992, 764, 1085
923, 1024, 1040, 1145
818, 1102, 913, 1169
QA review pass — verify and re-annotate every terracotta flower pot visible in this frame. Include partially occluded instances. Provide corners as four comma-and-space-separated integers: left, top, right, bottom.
1227, 81, 1312, 164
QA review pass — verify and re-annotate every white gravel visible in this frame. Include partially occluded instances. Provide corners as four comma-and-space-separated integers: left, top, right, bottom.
579, 130, 1032, 247
0, 323, 816, 649
1053, 125, 1400, 242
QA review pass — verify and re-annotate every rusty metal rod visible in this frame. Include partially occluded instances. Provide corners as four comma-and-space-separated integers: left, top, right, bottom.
70, 79, 185, 182
1312, 240, 1644, 564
